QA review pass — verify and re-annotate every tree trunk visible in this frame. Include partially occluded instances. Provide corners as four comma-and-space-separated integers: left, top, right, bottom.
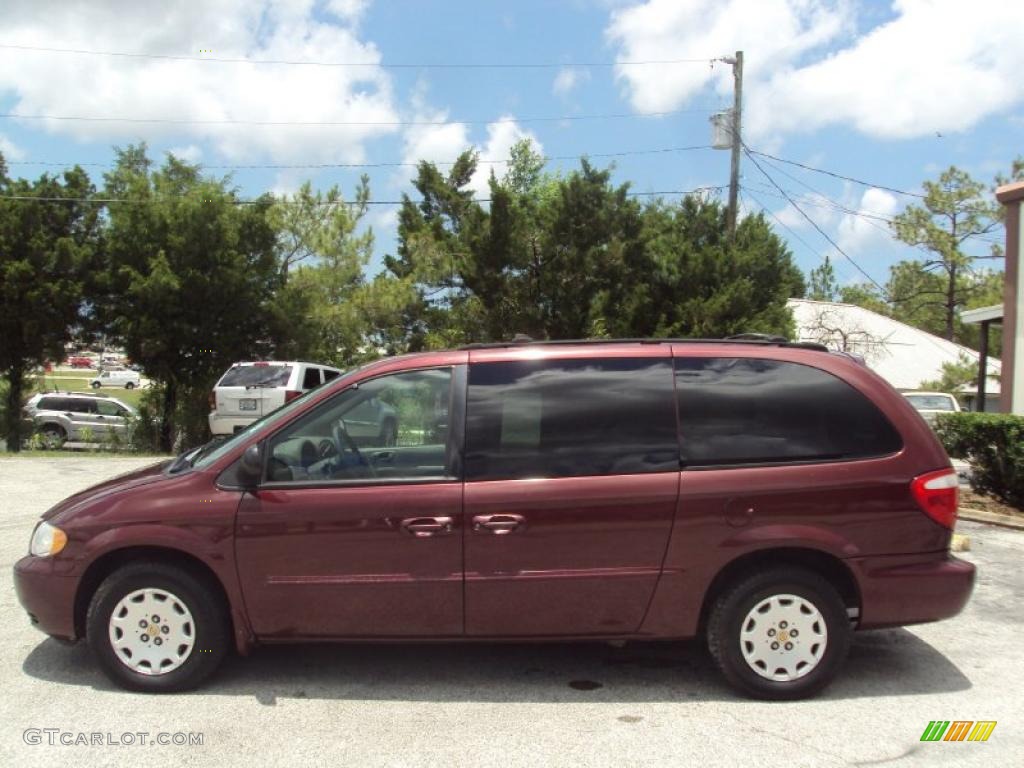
4, 367, 25, 452
159, 379, 177, 453
944, 262, 957, 341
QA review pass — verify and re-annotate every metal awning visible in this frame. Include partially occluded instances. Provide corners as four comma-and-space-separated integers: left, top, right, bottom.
961, 304, 1004, 324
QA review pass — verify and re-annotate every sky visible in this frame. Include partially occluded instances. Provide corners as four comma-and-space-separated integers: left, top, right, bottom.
1, 0, 1022, 287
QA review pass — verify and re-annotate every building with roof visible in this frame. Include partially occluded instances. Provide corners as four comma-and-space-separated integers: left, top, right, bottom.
787, 298, 1001, 411
959, 181, 1024, 415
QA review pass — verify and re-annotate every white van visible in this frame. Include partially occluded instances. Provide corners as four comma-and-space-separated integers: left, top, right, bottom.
208, 361, 344, 435
89, 368, 142, 390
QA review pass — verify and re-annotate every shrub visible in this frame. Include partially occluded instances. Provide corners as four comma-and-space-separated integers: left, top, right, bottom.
934, 412, 1024, 509
125, 388, 165, 453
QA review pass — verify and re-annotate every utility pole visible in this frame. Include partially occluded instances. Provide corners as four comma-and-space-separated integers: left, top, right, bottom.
726, 50, 743, 237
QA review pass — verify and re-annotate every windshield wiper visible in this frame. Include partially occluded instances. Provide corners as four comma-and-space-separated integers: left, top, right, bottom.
167, 436, 226, 474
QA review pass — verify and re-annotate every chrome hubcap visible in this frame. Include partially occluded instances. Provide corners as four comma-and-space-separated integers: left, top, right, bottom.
108, 588, 195, 676
740, 593, 827, 682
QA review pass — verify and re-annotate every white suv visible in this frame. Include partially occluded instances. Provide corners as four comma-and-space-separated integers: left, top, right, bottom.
208, 361, 344, 435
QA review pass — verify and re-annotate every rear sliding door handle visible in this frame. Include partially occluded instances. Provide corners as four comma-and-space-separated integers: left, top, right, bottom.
400, 516, 454, 538
472, 513, 526, 535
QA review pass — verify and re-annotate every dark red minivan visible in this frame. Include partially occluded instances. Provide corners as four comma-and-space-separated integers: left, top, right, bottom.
14, 339, 975, 699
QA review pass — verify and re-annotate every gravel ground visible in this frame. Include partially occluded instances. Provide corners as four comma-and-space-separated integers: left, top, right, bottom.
0, 455, 1021, 768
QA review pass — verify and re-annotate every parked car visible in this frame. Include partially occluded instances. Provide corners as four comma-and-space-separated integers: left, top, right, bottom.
22, 392, 136, 448
208, 361, 347, 436
903, 391, 961, 424
67, 356, 93, 369
14, 338, 974, 698
89, 368, 141, 390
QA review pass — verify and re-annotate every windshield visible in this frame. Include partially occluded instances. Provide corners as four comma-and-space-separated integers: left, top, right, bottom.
905, 394, 957, 411
192, 369, 351, 470
218, 364, 293, 388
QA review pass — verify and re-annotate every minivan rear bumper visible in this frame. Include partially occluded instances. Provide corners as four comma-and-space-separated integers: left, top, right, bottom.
850, 552, 975, 629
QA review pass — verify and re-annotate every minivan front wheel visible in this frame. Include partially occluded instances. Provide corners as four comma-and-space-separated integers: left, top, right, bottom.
707, 567, 851, 700
86, 562, 229, 692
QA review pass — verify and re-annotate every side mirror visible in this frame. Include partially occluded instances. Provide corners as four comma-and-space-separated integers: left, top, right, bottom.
237, 443, 263, 489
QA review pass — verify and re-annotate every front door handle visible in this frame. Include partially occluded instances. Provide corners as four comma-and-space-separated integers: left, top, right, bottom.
472, 513, 526, 535
400, 516, 454, 538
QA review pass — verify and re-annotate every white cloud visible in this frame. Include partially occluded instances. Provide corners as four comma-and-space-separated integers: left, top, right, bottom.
552, 66, 591, 96
468, 118, 543, 196
836, 187, 900, 253
0, 0, 398, 163
399, 96, 543, 197
167, 144, 203, 164
606, 0, 1024, 141
0, 133, 26, 161
324, 0, 370, 22
607, 0, 852, 113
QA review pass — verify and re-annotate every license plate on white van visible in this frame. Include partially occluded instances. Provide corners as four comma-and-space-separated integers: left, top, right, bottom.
239, 399, 257, 411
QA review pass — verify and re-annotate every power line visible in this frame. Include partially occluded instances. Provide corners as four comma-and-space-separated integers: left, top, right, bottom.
746, 149, 926, 199
0, 185, 728, 207
741, 188, 855, 285
0, 42, 720, 69
742, 145, 889, 296
4, 144, 715, 171
744, 179, 1005, 248
0, 108, 717, 127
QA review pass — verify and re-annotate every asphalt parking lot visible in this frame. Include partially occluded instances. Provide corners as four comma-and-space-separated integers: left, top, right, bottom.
0, 456, 1021, 767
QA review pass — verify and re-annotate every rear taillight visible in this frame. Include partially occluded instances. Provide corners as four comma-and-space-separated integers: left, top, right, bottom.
284, 390, 302, 403
911, 468, 959, 529
208, 391, 216, 411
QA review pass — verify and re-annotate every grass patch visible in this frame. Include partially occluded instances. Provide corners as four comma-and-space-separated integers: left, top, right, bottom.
2, 450, 171, 459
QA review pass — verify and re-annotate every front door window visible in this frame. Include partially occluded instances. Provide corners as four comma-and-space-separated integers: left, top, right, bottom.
266, 367, 454, 483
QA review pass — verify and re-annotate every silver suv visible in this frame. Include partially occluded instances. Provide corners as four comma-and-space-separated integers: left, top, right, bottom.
22, 392, 137, 448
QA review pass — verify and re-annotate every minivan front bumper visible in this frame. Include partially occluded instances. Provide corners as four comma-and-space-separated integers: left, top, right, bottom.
13, 555, 78, 642
850, 552, 975, 629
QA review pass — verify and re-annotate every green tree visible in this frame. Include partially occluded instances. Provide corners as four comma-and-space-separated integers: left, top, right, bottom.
0, 156, 101, 451
97, 146, 282, 451
268, 176, 380, 365
919, 354, 979, 395
621, 197, 805, 338
808, 256, 839, 301
890, 166, 1000, 340
388, 145, 804, 344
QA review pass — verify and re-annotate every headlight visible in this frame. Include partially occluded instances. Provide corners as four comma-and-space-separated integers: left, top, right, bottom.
30, 522, 68, 557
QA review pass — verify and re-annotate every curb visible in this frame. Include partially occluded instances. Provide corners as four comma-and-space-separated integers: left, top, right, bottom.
958, 508, 1024, 531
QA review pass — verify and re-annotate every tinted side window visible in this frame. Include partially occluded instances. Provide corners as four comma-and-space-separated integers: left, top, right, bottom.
302, 367, 322, 389
465, 358, 678, 481
323, 369, 341, 382
674, 357, 902, 466
97, 400, 128, 417
37, 397, 65, 411
68, 399, 97, 414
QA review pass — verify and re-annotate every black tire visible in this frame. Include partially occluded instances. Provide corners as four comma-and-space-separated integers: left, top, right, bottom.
125, 382, 135, 390
90, 381, 101, 389
707, 566, 851, 701
86, 562, 229, 693
39, 424, 67, 449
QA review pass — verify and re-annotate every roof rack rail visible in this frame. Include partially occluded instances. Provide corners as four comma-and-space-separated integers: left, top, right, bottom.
459, 337, 830, 352
40, 390, 114, 399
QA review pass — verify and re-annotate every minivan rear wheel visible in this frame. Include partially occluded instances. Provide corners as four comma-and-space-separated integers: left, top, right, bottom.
707, 567, 851, 700
86, 562, 229, 692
